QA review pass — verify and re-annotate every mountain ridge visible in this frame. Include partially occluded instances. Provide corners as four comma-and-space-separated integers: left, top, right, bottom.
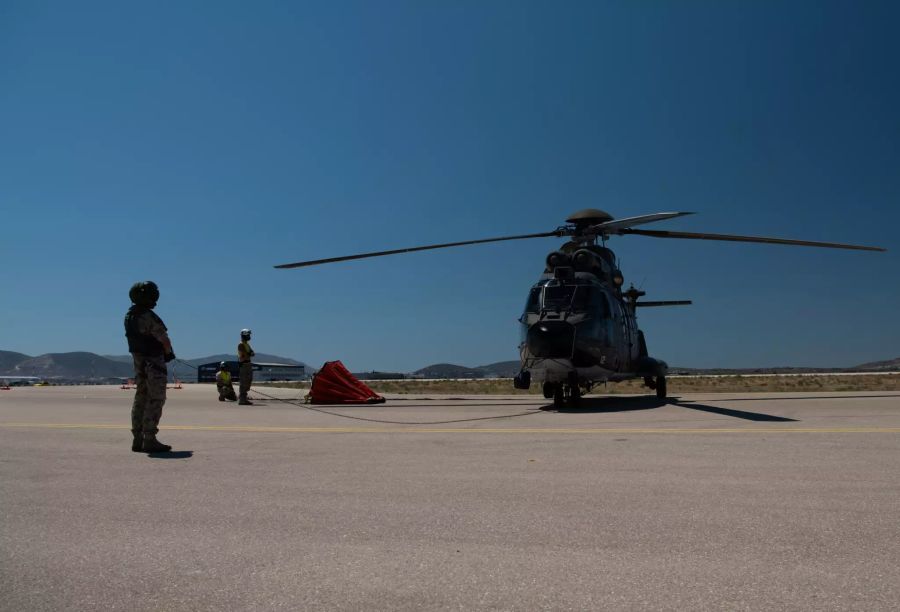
413, 357, 900, 378
2, 350, 898, 381
0, 350, 305, 380
104, 354, 306, 367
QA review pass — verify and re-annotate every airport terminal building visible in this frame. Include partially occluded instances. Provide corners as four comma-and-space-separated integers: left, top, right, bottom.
197, 361, 306, 383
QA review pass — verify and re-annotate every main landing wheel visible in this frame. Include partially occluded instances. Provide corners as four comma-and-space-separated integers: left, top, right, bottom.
542, 382, 556, 399
656, 375, 667, 399
553, 385, 565, 408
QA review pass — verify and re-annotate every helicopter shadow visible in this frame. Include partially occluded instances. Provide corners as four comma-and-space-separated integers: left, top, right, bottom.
541, 395, 796, 421
668, 397, 797, 422
541, 395, 666, 414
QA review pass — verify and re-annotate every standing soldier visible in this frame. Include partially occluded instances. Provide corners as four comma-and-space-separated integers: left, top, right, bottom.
124, 281, 175, 453
238, 328, 255, 405
216, 361, 237, 401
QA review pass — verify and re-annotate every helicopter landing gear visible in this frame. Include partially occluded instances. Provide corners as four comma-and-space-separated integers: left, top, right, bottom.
513, 370, 531, 390
547, 377, 581, 408
542, 382, 555, 399
567, 372, 581, 405
656, 375, 667, 399
552, 385, 565, 408
568, 383, 581, 405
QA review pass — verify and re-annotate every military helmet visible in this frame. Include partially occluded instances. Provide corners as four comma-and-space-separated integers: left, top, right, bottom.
219, 361, 227, 368
240, 328, 251, 339
129, 281, 160, 308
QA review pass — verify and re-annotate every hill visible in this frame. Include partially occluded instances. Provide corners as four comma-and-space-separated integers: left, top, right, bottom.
414, 360, 520, 378
474, 361, 521, 377
4, 349, 897, 382
670, 357, 900, 375
101, 355, 136, 364
5, 352, 134, 379
415, 356, 900, 379
851, 356, 900, 371
2, 351, 306, 382
414, 363, 485, 378
185, 354, 306, 367
104, 353, 305, 368
0, 350, 32, 372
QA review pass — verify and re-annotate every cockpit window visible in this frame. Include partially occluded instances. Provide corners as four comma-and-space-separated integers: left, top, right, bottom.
524, 287, 541, 314
571, 286, 593, 313
571, 286, 610, 315
542, 284, 576, 310
525, 283, 611, 315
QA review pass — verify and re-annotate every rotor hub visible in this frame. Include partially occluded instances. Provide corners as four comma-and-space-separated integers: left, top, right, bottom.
566, 209, 614, 229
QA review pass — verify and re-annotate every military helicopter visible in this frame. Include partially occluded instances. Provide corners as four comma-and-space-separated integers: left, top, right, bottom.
275, 209, 884, 407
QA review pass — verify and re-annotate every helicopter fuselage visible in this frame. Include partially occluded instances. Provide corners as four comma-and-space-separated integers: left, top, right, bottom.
517, 245, 668, 398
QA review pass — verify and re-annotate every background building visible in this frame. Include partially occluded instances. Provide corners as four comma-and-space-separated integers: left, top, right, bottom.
197, 361, 306, 383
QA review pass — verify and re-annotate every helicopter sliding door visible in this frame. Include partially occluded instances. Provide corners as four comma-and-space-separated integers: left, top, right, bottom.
606, 294, 634, 370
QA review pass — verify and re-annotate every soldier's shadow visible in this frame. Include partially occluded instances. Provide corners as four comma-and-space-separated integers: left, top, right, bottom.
147, 450, 194, 459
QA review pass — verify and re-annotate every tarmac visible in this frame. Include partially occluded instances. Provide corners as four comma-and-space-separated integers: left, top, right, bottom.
1, 384, 899, 611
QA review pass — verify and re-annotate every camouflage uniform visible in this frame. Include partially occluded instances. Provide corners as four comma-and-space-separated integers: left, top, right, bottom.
238, 339, 254, 403
125, 307, 171, 441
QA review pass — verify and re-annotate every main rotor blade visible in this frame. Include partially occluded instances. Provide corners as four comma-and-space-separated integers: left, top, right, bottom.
620, 228, 885, 252
274, 230, 565, 269
589, 211, 695, 234
636, 300, 693, 307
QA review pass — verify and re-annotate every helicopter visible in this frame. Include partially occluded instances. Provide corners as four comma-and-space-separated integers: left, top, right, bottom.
275, 209, 884, 407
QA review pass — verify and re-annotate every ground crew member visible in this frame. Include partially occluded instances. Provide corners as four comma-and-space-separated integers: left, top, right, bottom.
216, 361, 237, 401
238, 328, 255, 405
124, 281, 175, 453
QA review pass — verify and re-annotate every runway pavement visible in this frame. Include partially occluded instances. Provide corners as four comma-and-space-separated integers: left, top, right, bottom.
2, 385, 899, 611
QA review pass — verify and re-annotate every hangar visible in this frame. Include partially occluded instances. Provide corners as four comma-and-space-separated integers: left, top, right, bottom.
196, 361, 306, 383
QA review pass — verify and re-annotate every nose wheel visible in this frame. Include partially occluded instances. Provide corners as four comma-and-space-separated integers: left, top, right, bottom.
545, 382, 581, 408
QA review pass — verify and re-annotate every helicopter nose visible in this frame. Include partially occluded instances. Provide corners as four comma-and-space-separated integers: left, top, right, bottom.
526, 321, 575, 359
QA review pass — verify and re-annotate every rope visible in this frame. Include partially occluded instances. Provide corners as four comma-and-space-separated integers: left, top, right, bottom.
174, 359, 541, 426
247, 385, 541, 425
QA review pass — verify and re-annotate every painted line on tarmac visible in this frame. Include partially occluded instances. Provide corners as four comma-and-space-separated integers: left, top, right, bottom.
1, 423, 900, 435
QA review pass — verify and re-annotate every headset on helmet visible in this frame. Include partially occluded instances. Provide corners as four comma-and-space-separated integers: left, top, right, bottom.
129, 281, 160, 308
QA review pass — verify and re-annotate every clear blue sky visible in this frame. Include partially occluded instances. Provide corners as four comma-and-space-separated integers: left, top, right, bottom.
2, 0, 898, 371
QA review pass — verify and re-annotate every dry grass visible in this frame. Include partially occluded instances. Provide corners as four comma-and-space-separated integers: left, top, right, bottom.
262, 374, 900, 395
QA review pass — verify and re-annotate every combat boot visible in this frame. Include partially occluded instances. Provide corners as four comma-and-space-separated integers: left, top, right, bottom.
131, 431, 143, 453
238, 397, 253, 405
142, 436, 172, 453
